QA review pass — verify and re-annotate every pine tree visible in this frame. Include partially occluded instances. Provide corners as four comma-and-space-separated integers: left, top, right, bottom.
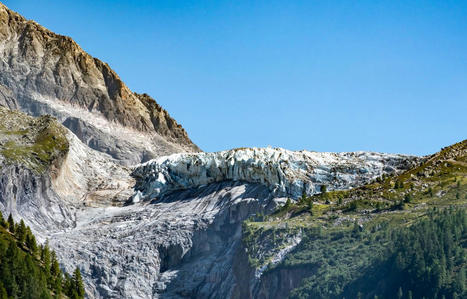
72, 267, 85, 299
0, 282, 6, 299
25, 227, 38, 255
50, 252, 58, 275
428, 187, 433, 197
17, 219, 26, 244
41, 241, 51, 279
284, 198, 292, 210
308, 200, 313, 213
7, 214, 14, 233
321, 185, 327, 194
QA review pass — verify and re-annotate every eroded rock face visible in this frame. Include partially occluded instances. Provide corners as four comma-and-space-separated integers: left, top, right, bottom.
49, 182, 280, 299
133, 147, 420, 200
0, 2, 199, 164
0, 105, 74, 235
0, 164, 75, 234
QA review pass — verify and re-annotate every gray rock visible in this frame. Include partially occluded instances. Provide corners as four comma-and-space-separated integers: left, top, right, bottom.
0, 3, 200, 165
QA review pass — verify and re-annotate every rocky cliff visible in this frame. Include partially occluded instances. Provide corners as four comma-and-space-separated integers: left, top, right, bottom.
0, 2, 199, 165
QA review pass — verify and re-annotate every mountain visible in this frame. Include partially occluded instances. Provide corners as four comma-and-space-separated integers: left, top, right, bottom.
0, 2, 465, 299
0, 105, 421, 298
0, 2, 199, 165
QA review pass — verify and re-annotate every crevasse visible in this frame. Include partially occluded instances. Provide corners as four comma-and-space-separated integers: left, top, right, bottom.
132, 147, 418, 200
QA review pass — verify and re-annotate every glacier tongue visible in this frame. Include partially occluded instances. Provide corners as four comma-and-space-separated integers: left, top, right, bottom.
133, 147, 419, 200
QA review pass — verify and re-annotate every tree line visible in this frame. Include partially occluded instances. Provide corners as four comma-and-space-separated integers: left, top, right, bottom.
0, 211, 84, 299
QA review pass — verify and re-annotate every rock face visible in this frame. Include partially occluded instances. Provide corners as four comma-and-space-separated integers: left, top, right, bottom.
0, 106, 74, 233
132, 147, 419, 201
0, 2, 199, 165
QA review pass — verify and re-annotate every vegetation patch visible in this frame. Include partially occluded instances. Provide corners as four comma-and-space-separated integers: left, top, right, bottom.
0, 211, 84, 299
0, 107, 69, 174
243, 140, 467, 298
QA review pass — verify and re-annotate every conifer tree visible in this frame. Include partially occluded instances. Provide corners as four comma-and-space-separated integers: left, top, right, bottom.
17, 219, 26, 244
72, 267, 85, 299
41, 241, 51, 278
25, 227, 37, 255
7, 214, 14, 233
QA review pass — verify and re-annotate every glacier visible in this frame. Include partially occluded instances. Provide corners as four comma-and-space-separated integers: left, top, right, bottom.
132, 147, 419, 201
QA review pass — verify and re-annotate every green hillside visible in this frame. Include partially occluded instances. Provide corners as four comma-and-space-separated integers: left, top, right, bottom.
0, 212, 84, 299
243, 140, 467, 299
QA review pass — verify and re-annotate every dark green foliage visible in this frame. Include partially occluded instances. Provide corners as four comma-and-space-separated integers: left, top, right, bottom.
0, 212, 5, 229
0, 215, 84, 298
307, 200, 313, 213
16, 219, 26, 244
41, 241, 51, 277
0, 227, 50, 298
64, 268, 85, 299
288, 208, 467, 299
321, 185, 327, 194
347, 200, 358, 211
283, 198, 292, 211
404, 193, 412, 203
7, 214, 14, 233
25, 227, 37, 255
72, 267, 85, 298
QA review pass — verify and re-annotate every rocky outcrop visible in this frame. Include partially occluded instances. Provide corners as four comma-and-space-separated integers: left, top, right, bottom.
49, 182, 281, 298
0, 164, 75, 234
0, 2, 199, 164
132, 147, 420, 200
0, 105, 74, 235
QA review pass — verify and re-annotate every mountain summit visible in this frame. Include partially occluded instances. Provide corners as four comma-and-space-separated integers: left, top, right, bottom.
0, 2, 199, 164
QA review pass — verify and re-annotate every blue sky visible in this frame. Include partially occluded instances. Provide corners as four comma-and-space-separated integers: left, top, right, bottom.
4, 0, 467, 155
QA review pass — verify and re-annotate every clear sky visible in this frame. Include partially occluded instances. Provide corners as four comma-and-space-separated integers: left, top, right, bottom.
4, 0, 467, 155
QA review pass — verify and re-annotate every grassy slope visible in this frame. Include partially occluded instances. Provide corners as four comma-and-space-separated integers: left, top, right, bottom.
243, 140, 466, 298
0, 106, 69, 173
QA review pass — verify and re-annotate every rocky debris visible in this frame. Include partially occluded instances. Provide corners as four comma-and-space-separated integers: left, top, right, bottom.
0, 84, 19, 110
133, 147, 420, 200
49, 182, 280, 299
52, 130, 135, 207
0, 2, 199, 164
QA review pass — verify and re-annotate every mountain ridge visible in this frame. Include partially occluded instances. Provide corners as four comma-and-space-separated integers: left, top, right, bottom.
0, 1, 200, 164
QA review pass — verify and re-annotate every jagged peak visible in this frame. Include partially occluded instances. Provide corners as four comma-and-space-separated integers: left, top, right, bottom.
0, 1, 199, 155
